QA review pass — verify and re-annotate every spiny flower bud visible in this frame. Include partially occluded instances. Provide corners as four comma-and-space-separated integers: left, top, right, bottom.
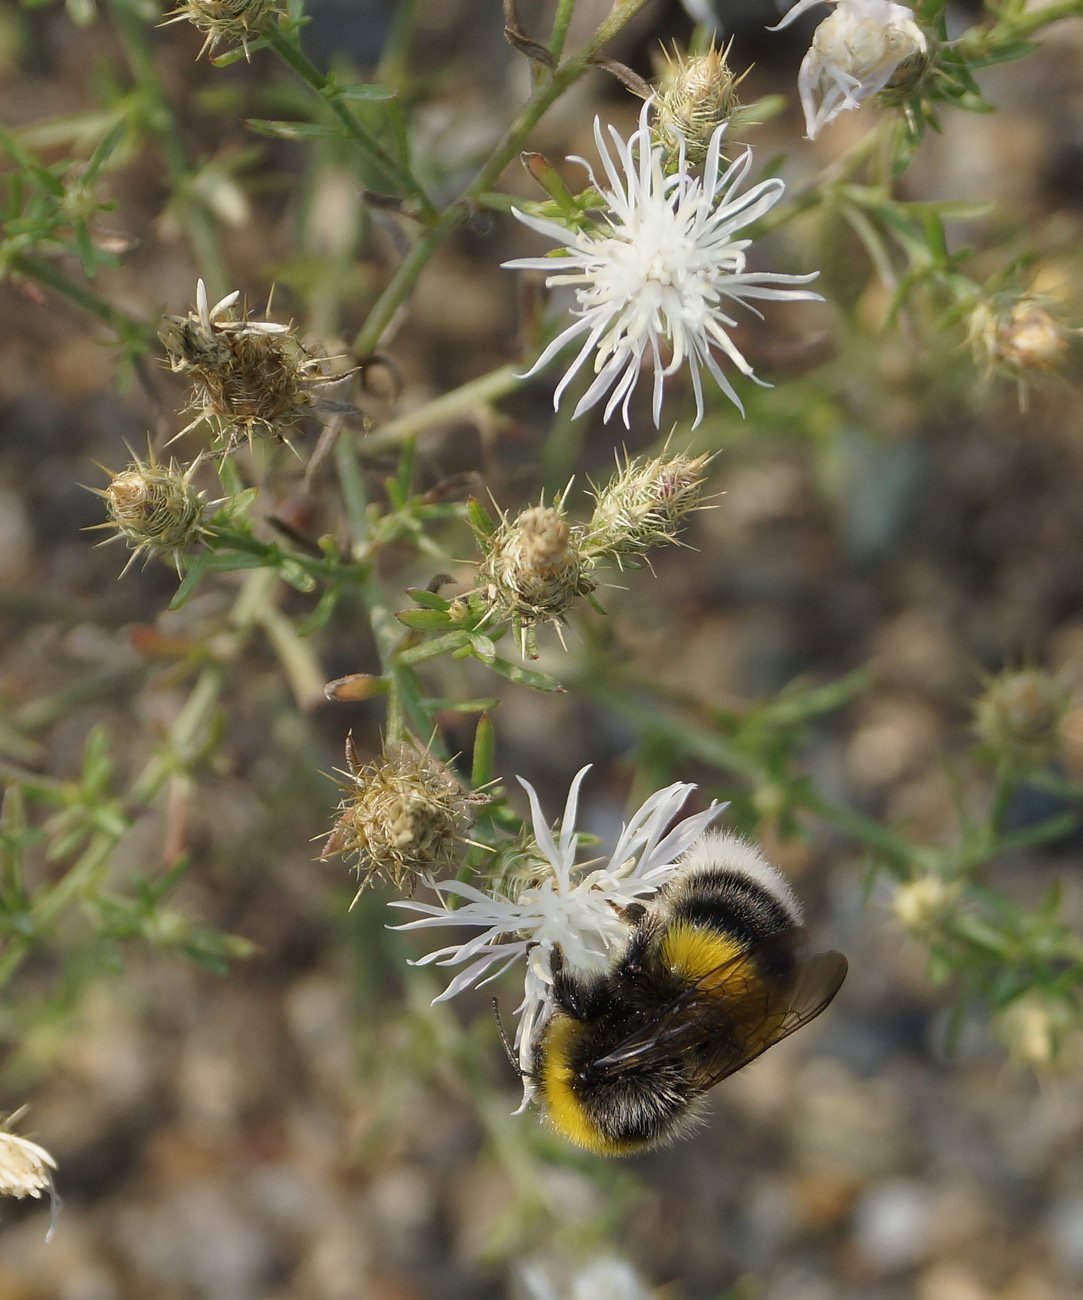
159, 280, 353, 454
88, 448, 205, 576
476, 499, 593, 655
322, 736, 485, 899
891, 874, 961, 932
974, 668, 1069, 767
968, 296, 1071, 396
585, 447, 712, 565
653, 41, 746, 166
159, 0, 285, 61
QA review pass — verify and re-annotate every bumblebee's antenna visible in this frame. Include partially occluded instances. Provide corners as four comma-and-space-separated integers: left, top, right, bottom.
492, 999, 523, 1078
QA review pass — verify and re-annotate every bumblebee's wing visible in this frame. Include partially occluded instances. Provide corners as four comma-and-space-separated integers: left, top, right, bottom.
686, 947, 848, 1089
590, 929, 847, 1087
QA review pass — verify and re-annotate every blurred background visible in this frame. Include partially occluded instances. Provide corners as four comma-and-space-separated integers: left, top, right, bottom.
1, 0, 1083, 1297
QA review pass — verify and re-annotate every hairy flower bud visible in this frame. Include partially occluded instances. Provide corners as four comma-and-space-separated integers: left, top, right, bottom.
322, 737, 484, 898
476, 500, 592, 654
586, 447, 712, 564
974, 668, 1068, 767
88, 448, 205, 576
160, 0, 285, 60
968, 297, 1071, 398
160, 280, 353, 453
892, 874, 961, 932
653, 42, 746, 165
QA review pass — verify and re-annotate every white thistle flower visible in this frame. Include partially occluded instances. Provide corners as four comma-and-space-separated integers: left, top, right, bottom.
504, 100, 821, 430
392, 767, 724, 1097
771, 0, 927, 140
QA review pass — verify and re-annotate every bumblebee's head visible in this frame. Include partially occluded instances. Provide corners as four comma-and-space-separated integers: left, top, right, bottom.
533, 1012, 702, 1155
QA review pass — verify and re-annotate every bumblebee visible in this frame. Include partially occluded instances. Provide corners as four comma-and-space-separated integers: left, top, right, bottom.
523, 832, 847, 1155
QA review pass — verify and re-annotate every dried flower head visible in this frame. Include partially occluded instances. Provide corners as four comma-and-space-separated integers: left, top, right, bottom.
974, 668, 1069, 767
585, 445, 712, 564
653, 41, 748, 166
322, 736, 485, 899
0, 1113, 59, 1240
160, 0, 285, 61
892, 874, 961, 932
968, 296, 1071, 403
475, 498, 593, 655
160, 280, 353, 453
504, 99, 821, 429
771, 0, 927, 140
87, 447, 205, 576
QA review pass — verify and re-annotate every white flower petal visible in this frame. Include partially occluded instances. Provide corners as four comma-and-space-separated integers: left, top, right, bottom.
503, 100, 820, 428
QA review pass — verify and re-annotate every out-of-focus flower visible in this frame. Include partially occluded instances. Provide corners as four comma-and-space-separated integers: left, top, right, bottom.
517, 1255, 659, 1300
771, 0, 927, 140
504, 100, 821, 429
892, 874, 961, 933
87, 447, 205, 576
999, 993, 1075, 1069
653, 41, 747, 166
160, 0, 285, 61
973, 668, 1069, 768
322, 736, 487, 900
392, 767, 723, 1098
159, 280, 353, 452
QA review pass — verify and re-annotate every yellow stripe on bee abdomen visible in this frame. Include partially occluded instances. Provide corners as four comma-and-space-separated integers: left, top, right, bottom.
660, 922, 753, 991
539, 1014, 646, 1156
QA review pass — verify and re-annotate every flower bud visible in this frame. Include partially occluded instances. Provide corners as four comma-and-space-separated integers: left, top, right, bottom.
998, 993, 1071, 1069
775, 0, 927, 140
968, 297, 1070, 390
89, 449, 205, 575
159, 0, 284, 60
653, 42, 746, 165
892, 874, 961, 932
586, 448, 711, 563
160, 280, 353, 453
323, 737, 484, 898
974, 668, 1068, 767
476, 501, 592, 652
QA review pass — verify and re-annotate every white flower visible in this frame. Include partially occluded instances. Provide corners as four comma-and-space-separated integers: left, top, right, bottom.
503, 100, 821, 430
391, 766, 724, 1097
518, 1256, 658, 1300
771, 0, 927, 140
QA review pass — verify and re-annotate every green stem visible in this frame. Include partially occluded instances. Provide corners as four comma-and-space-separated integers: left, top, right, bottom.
377, 0, 424, 88
352, 0, 655, 359
265, 26, 425, 208
366, 364, 523, 451
549, 0, 578, 63
105, 0, 228, 293
11, 254, 150, 342
333, 431, 372, 546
